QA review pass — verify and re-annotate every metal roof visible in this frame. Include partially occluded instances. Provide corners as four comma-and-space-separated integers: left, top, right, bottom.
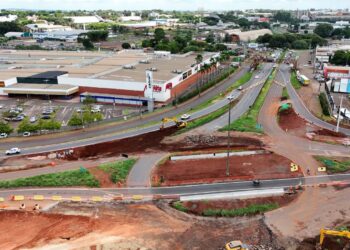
28, 71, 68, 79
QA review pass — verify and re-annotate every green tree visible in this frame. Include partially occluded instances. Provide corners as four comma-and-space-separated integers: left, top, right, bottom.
237, 18, 251, 29
205, 33, 215, 44
331, 50, 350, 66
122, 42, 131, 49
141, 39, 152, 48
0, 22, 22, 36
274, 11, 293, 23
82, 39, 94, 50
0, 122, 13, 134
291, 40, 309, 50
17, 118, 38, 133
86, 30, 109, 42
314, 23, 334, 38
154, 28, 165, 42
68, 113, 83, 126
195, 54, 203, 64
83, 95, 96, 105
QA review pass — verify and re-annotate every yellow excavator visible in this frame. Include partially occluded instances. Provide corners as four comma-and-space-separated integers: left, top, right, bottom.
320, 228, 350, 246
160, 117, 187, 129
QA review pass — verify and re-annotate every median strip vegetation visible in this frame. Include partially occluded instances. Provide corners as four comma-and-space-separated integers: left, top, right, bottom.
176, 104, 231, 135
314, 156, 350, 173
290, 71, 302, 90
220, 69, 276, 133
201, 203, 279, 217
98, 158, 137, 183
0, 168, 99, 188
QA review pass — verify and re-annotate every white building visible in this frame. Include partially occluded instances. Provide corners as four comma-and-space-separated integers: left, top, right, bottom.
26, 23, 73, 33
120, 13, 142, 22
68, 15, 103, 24
0, 14, 17, 22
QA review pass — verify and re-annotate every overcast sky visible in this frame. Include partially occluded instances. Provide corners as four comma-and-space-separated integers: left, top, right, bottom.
1, 0, 350, 11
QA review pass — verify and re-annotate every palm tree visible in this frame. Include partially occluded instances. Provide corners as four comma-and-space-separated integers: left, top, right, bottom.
195, 54, 203, 94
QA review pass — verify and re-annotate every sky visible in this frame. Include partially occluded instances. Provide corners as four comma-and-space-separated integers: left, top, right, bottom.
1, 0, 350, 11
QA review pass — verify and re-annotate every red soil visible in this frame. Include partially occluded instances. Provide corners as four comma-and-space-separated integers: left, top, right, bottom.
153, 152, 303, 186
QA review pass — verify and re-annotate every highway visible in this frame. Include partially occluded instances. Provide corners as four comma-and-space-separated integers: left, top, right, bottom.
281, 64, 350, 136
1, 63, 274, 157
0, 173, 349, 198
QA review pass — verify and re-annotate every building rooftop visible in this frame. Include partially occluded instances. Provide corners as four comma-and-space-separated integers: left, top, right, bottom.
28, 71, 68, 79
4, 83, 78, 95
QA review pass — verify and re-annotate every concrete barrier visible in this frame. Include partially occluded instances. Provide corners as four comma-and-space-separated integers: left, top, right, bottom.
11, 195, 24, 201
51, 195, 62, 201
71, 196, 82, 202
90, 196, 103, 202
132, 195, 143, 201
33, 195, 44, 201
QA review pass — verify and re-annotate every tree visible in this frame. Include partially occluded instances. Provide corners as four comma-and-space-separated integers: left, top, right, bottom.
331, 50, 350, 66
17, 118, 38, 133
237, 18, 251, 29
215, 43, 227, 51
154, 28, 165, 42
82, 39, 94, 50
205, 33, 215, 44
314, 23, 334, 38
83, 95, 96, 105
86, 30, 109, 42
274, 11, 293, 23
141, 39, 152, 48
195, 54, 203, 64
122, 42, 131, 49
0, 22, 22, 36
68, 113, 83, 126
291, 40, 309, 50
0, 122, 13, 134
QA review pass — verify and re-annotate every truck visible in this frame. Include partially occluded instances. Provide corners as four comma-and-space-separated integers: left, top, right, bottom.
299, 75, 310, 85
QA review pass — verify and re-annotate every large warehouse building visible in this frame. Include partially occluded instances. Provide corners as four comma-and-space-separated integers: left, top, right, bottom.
0, 50, 219, 105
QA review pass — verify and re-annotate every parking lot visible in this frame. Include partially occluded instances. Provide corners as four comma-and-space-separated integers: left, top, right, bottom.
0, 97, 142, 136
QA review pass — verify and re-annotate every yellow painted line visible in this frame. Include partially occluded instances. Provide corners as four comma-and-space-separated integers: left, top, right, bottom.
0, 197, 4, 202
51, 195, 62, 201
71, 196, 82, 202
132, 195, 143, 201
12, 195, 24, 201
33, 195, 44, 201
90, 196, 103, 202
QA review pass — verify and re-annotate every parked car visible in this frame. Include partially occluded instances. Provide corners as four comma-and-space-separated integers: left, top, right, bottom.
0, 105, 3, 109
5, 147, 21, 155
0, 133, 8, 139
30, 116, 37, 123
180, 114, 191, 120
42, 111, 53, 115
41, 115, 51, 120
91, 108, 101, 113
23, 132, 31, 137
13, 116, 24, 121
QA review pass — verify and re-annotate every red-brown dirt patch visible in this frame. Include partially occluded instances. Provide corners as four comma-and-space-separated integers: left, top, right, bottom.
181, 194, 298, 215
89, 167, 117, 188
153, 152, 303, 186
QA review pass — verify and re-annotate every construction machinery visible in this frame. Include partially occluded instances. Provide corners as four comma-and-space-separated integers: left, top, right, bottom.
160, 117, 187, 129
319, 228, 350, 246
224, 241, 249, 250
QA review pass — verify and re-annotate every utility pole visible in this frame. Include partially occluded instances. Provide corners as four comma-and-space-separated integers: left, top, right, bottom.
226, 95, 233, 176
336, 94, 344, 133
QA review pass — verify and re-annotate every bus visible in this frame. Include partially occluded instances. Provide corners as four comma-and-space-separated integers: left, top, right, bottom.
300, 75, 310, 85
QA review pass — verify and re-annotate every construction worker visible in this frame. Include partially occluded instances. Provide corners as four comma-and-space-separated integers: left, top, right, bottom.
307, 168, 310, 175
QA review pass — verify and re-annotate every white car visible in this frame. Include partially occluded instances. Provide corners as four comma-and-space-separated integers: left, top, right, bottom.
23, 132, 31, 137
0, 105, 3, 109
180, 114, 191, 120
30, 116, 37, 123
0, 133, 8, 138
254, 75, 260, 79
6, 147, 21, 155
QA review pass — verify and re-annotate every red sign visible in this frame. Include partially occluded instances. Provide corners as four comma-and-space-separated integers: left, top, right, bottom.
166, 82, 172, 90
153, 85, 162, 92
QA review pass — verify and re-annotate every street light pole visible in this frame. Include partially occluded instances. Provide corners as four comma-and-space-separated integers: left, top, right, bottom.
336, 94, 344, 133
226, 96, 233, 176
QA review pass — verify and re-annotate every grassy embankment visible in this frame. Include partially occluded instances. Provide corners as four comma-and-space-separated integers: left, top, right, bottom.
99, 158, 137, 183
220, 69, 276, 133
314, 156, 350, 173
0, 169, 100, 188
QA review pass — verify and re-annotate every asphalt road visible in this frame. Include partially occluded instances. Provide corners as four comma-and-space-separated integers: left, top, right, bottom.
281, 64, 350, 136
0, 173, 349, 198
1, 65, 251, 156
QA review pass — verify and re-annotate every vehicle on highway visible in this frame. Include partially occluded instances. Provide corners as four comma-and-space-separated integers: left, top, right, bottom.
238, 86, 243, 91
30, 116, 37, 123
254, 75, 260, 79
0, 133, 8, 139
253, 179, 261, 186
180, 114, 191, 120
5, 147, 21, 155
23, 132, 31, 137
0, 105, 3, 109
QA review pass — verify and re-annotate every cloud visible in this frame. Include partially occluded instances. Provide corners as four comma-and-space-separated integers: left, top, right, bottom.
1, 0, 350, 10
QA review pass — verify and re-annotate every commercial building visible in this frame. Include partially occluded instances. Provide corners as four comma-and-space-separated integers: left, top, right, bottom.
0, 50, 219, 105
323, 64, 350, 79
315, 45, 350, 63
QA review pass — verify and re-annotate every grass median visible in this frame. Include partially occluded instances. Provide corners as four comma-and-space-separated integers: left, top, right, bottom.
99, 158, 137, 183
314, 156, 350, 173
202, 203, 279, 217
0, 168, 100, 188
220, 69, 276, 133
291, 71, 302, 90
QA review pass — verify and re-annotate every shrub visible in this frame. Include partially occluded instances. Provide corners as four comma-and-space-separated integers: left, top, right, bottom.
319, 92, 330, 116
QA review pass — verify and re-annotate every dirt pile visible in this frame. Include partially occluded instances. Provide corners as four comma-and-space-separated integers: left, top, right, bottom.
0, 201, 286, 250
153, 151, 303, 186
